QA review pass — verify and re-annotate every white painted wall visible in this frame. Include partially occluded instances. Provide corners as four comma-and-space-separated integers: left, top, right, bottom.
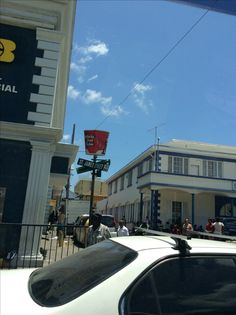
97, 140, 236, 227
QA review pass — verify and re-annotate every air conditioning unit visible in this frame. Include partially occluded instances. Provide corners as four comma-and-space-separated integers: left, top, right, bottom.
232, 182, 236, 191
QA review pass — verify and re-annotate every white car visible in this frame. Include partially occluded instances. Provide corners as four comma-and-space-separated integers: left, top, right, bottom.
1, 234, 236, 315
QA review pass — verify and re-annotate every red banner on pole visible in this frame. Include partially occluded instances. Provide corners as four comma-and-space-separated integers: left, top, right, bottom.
84, 130, 109, 156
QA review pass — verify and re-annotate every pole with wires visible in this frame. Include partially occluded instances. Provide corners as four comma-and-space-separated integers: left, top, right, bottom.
65, 124, 76, 224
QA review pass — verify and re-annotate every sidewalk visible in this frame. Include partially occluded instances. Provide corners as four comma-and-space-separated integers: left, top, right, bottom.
40, 229, 79, 266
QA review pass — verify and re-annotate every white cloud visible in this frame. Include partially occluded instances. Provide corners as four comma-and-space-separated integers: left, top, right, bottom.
132, 82, 153, 114
71, 40, 109, 82
62, 134, 71, 142
79, 55, 93, 64
82, 89, 112, 105
87, 74, 98, 82
134, 82, 152, 94
101, 104, 127, 117
70, 62, 87, 83
80, 88, 126, 118
67, 85, 80, 100
77, 40, 109, 57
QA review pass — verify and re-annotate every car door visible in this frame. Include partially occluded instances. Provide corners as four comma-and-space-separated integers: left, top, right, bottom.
121, 254, 236, 315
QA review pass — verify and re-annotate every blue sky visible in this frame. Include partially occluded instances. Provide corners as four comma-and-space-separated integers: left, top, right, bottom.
63, 0, 236, 189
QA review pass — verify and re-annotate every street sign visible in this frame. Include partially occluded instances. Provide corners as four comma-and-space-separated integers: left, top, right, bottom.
76, 166, 92, 174
77, 158, 111, 171
94, 159, 110, 171
100, 159, 110, 171
77, 158, 95, 169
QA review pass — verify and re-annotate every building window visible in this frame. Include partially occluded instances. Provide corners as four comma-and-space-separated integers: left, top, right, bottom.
130, 203, 135, 222
203, 160, 223, 178
172, 201, 182, 225
168, 156, 172, 173
168, 156, 188, 175
218, 161, 223, 178
137, 163, 143, 177
173, 157, 183, 174
108, 183, 112, 195
148, 158, 153, 171
120, 175, 124, 191
114, 180, 118, 193
127, 170, 133, 187
184, 158, 188, 174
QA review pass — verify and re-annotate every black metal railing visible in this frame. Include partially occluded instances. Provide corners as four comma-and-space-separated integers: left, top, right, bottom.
0, 223, 80, 269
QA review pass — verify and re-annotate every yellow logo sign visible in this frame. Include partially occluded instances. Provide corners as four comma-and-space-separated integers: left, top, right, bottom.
0, 38, 16, 63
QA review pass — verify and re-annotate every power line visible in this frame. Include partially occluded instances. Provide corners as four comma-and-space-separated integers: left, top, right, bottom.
95, 5, 212, 129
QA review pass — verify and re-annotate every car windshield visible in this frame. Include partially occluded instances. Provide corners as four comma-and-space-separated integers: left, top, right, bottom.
28, 239, 137, 307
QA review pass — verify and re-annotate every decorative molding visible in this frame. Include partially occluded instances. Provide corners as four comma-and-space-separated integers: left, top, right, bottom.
0, 121, 62, 143
27, 28, 63, 126
28, 112, 51, 124
36, 28, 64, 43
0, 3, 58, 29
30, 140, 56, 153
37, 40, 60, 51
55, 142, 79, 164
32, 74, 56, 86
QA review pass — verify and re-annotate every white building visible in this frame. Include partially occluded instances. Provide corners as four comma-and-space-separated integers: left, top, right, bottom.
97, 140, 236, 229
0, 0, 78, 265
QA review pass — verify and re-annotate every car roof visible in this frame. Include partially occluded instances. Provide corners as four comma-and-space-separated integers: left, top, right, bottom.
112, 235, 236, 253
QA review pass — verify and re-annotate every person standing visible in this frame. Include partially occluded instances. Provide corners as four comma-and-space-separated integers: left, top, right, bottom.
145, 216, 150, 229
182, 218, 193, 235
86, 213, 111, 247
117, 220, 129, 236
205, 218, 214, 233
57, 205, 65, 247
212, 217, 224, 235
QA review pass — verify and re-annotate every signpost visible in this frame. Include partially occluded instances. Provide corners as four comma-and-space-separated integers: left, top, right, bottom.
77, 158, 110, 171
76, 130, 110, 225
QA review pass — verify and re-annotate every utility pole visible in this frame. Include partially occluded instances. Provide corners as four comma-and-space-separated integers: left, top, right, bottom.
148, 123, 165, 171
65, 124, 76, 222
89, 155, 97, 224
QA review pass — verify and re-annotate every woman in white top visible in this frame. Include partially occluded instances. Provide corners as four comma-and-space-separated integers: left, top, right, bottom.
213, 217, 224, 235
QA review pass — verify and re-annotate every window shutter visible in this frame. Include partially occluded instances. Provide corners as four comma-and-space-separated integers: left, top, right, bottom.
184, 158, 188, 175
203, 160, 207, 176
218, 161, 223, 178
168, 156, 172, 173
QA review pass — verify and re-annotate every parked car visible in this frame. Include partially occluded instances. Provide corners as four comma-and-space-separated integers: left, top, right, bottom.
222, 217, 236, 236
1, 234, 236, 315
73, 213, 117, 247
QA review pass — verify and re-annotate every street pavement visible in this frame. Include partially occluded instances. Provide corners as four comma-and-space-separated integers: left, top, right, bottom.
40, 229, 79, 266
